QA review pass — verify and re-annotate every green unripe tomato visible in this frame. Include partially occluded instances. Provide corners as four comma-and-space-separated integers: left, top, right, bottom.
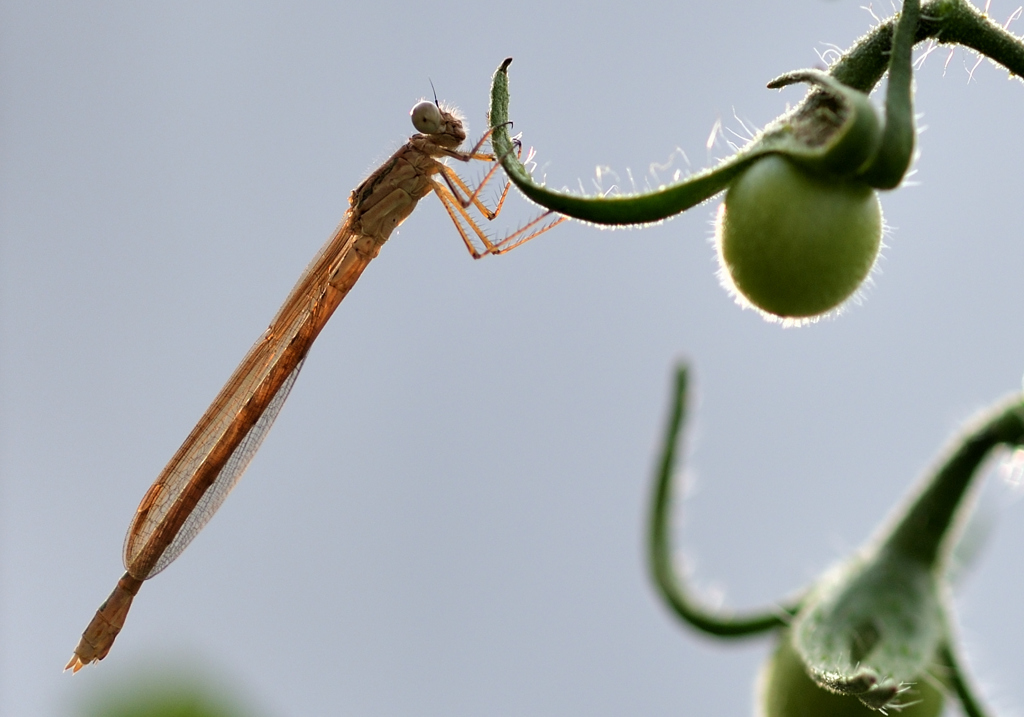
758, 633, 944, 717
715, 155, 882, 320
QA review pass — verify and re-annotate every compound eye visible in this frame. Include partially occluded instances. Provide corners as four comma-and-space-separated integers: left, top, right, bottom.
410, 101, 443, 133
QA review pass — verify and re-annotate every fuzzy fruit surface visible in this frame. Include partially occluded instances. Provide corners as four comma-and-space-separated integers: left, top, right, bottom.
759, 634, 944, 717
716, 155, 882, 319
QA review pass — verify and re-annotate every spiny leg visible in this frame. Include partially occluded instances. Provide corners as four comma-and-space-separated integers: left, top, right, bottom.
434, 129, 564, 258
436, 134, 525, 219
439, 122, 510, 164
432, 180, 564, 259
486, 210, 566, 255
432, 181, 506, 258
438, 163, 511, 220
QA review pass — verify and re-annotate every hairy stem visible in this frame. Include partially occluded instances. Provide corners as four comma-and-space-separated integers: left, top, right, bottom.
883, 395, 1024, 566
833, 0, 1024, 91
647, 364, 800, 637
490, 0, 1024, 224
860, 0, 920, 187
939, 642, 993, 717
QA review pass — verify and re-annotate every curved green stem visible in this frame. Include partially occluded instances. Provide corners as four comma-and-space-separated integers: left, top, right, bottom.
647, 364, 800, 637
489, 0, 1024, 225
489, 58, 758, 225
859, 0, 920, 188
939, 642, 992, 717
882, 395, 1024, 565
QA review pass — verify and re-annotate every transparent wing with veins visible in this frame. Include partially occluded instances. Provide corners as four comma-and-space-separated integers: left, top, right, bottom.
144, 358, 305, 576
124, 222, 362, 581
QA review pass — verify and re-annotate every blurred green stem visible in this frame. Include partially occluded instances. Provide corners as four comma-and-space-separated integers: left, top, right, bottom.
647, 364, 800, 637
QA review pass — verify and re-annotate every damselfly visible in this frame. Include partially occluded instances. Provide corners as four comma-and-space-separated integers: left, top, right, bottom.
67, 96, 563, 671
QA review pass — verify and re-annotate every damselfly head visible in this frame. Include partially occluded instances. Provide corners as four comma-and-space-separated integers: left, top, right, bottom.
411, 100, 443, 133
410, 100, 466, 147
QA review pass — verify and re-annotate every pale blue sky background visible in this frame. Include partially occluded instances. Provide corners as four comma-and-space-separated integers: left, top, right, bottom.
2, 2, 1024, 716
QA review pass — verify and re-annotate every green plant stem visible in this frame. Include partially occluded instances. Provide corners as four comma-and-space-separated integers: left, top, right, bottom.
647, 364, 800, 637
490, 0, 1024, 225
489, 58, 754, 224
883, 396, 1024, 565
833, 0, 1024, 92
860, 0, 920, 187
939, 642, 992, 717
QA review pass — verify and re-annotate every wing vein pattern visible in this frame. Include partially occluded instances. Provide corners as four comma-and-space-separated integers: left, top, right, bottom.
122, 220, 366, 579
